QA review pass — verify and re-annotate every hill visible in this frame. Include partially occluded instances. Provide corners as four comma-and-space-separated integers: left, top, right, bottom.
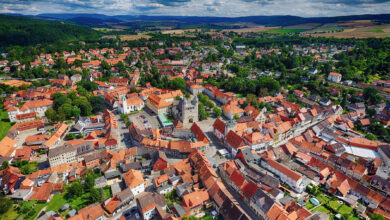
0, 15, 100, 47
32, 13, 390, 28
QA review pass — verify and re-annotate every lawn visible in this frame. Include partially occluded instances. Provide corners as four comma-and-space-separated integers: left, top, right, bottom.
338, 204, 353, 215
316, 194, 330, 204
25, 203, 46, 220
0, 108, 12, 140
0, 206, 19, 220
328, 200, 342, 211
313, 205, 331, 214
102, 186, 112, 201
46, 194, 68, 212
305, 201, 316, 210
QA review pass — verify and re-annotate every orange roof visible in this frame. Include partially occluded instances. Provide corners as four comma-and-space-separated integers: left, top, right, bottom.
221, 102, 244, 115
0, 136, 16, 157
154, 174, 169, 188
25, 134, 50, 143
123, 169, 144, 188
19, 99, 52, 111
182, 190, 209, 209
267, 160, 302, 182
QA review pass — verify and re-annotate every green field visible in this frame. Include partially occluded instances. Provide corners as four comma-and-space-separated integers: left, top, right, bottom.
265, 29, 306, 34
367, 29, 385, 33
0, 107, 12, 141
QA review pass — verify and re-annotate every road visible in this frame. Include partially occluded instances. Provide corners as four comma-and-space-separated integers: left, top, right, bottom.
329, 82, 390, 100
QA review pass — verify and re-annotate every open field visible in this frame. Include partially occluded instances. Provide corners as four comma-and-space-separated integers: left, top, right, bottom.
162, 28, 199, 34
310, 24, 390, 38
120, 34, 151, 41
283, 23, 321, 30
222, 25, 280, 33
265, 29, 306, 34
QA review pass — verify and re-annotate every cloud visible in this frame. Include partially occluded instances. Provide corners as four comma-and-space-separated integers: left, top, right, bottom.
0, 0, 389, 17
150, 0, 192, 6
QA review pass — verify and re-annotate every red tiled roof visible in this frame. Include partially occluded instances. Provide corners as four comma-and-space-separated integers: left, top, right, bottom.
267, 160, 302, 182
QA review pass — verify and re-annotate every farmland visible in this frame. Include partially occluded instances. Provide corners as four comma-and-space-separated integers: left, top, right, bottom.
119, 34, 151, 41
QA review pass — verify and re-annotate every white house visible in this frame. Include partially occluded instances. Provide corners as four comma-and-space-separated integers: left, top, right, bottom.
327, 72, 342, 83
118, 96, 144, 114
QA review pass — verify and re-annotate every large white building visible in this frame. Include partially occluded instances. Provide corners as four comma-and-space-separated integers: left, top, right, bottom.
261, 159, 306, 193
7, 99, 53, 122
118, 95, 144, 114
48, 145, 77, 167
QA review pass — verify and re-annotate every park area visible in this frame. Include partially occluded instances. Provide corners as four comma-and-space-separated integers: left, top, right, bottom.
0, 106, 13, 140
305, 193, 359, 220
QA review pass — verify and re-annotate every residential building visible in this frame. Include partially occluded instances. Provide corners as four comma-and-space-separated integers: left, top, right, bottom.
48, 145, 77, 167
123, 169, 144, 196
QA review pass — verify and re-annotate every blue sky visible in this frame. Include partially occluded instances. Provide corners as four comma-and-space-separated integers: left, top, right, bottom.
0, 0, 389, 17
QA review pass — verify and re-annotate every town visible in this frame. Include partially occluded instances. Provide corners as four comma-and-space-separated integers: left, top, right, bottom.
0, 29, 389, 220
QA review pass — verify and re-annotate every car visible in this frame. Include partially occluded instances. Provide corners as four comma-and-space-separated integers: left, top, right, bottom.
144, 120, 148, 123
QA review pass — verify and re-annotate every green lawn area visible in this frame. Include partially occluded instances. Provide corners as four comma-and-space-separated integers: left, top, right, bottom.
102, 186, 112, 201
338, 204, 353, 215
0, 206, 19, 220
305, 201, 315, 210
316, 194, 331, 204
46, 194, 68, 212
328, 200, 342, 211
313, 205, 331, 214
0, 108, 12, 140
25, 203, 46, 220
367, 29, 384, 33
265, 29, 306, 34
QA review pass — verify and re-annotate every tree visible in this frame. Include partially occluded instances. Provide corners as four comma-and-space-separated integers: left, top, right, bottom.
370, 213, 385, 220
72, 106, 81, 118
170, 78, 186, 91
68, 181, 83, 198
45, 108, 57, 122
2, 161, 9, 169
366, 134, 378, 141
83, 172, 95, 192
0, 196, 13, 214
234, 114, 240, 120
213, 107, 222, 117
90, 188, 102, 203
89, 96, 106, 114
198, 103, 208, 120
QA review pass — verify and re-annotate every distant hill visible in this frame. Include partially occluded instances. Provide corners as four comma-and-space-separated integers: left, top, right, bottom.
0, 14, 100, 47
30, 13, 390, 28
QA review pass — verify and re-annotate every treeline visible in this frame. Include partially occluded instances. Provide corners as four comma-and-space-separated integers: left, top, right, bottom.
0, 15, 100, 47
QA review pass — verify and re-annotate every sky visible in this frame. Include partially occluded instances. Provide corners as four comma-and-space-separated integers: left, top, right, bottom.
0, 0, 390, 17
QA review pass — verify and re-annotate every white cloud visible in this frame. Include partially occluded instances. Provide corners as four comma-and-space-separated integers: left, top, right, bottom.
0, 0, 389, 17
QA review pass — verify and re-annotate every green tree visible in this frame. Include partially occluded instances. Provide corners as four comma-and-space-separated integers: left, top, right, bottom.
45, 108, 57, 122
83, 172, 95, 192
2, 161, 9, 169
0, 196, 13, 214
72, 106, 81, 118
170, 78, 186, 91
89, 96, 106, 114
68, 181, 83, 198
90, 188, 102, 203
234, 114, 240, 120
213, 107, 222, 117
198, 103, 208, 120
370, 213, 386, 220
366, 134, 378, 141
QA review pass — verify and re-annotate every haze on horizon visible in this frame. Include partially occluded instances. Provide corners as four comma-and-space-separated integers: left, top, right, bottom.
0, 0, 390, 18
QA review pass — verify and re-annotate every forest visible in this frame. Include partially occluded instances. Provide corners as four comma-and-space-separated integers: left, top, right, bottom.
0, 15, 100, 47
